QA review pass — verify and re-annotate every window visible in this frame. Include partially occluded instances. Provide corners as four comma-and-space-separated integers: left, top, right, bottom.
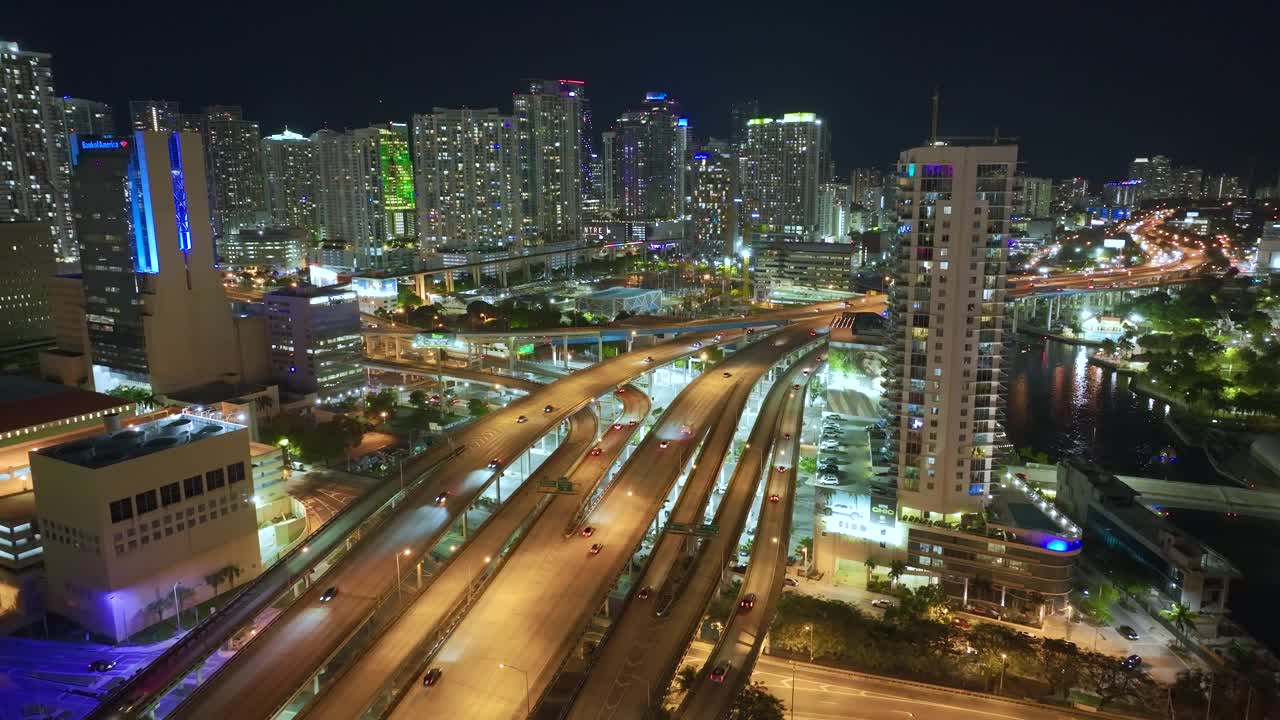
109, 498, 133, 523
206, 468, 226, 491
227, 462, 246, 484
183, 475, 204, 498
160, 483, 181, 507
135, 490, 158, 515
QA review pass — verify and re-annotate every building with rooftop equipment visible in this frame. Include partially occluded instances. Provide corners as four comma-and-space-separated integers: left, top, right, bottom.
264, 285, 363, 401
514, 79, 584, 243
0, 223, 56, 346
740, 112, 828, 240
750, 238, 855, 298
260, 129, 318, 241
31, 413, 259, 641
219, 227, 306, 271
605, 92, 687, 221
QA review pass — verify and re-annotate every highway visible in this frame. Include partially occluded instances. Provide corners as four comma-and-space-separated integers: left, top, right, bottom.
565, 343, 825, 720
678, 354, 820, 718
297, 387, 650, 718
386, 321, 826, 720
683, 645, 1096, 720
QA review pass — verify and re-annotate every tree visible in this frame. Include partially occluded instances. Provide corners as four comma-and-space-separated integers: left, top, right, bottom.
887, 560, 906, 588
365, 389, 398, 417
408, 390, 427, 409
1037, 638, 1081, 700
864, 557, 877, 583
1099, 338, 1117, 356
1160, 603, 1198, 648
1080, 651, 1155, 710
727, 681, 785, 720
205, 568, 227, 597
174, 585, 197, 618
396, 286, 424, 311
145, 595, 174, 624
675, 665, 697, 692
468, 398, 489, 418
222, 564, 243, 590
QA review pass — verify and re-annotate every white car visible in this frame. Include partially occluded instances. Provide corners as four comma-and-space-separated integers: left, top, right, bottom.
816, 477, 840, 486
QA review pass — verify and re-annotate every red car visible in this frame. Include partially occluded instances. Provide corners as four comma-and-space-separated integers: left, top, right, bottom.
589, 543, 603, 555
581, 526, 595, 537
590, 447, 603, 456
637, 586, 652, 600
659, 440, 670, 449
628, 419, 638, 427
710, 663, 729, 683
738, 593, 756, 612
613, 423, 623, 430
792, 384, 801, 390
488, 458, 502, 469
769, 494, 781, 503
616, 387, 626, 394
809, 330, 818, 337
680, 425, 693, 436
777, 465, 787, 473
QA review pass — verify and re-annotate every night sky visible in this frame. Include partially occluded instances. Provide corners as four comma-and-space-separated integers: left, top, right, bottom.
10, 0, 1278, 186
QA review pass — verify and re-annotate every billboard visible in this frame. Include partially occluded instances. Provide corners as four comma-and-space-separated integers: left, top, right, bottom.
828, 344, 886, 421
1103, 238, 1126, 249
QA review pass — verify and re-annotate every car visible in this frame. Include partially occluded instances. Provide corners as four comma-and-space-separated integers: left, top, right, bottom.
320, 586, 339, 603
1121, 654, 1142, 670
637, 586, 652, 600
589, 543, 603, 555
680, 425, 693, 436
738, 593, 756, 612
777, 465, 787, 473
616, 387, 626, 394
581, 526, 595, 537
88, 659, 117, 672
783, 432, 791, 439
792, 384, 801, 390
488, 458, 502, 468
1118, 625, 1140, 641
768, 494, 781, 503
613, 422, 623, 430
745, 328, 756, 334
783, 577, 798, 587
802, 370, 810, 375
870, 599, 894, 609
950, 617, 972, 630
544, 404, 554, 413
730, 564, 747, 574
590, 447, 603, 457
691, 341, 702, 349
710, 663, 730, 682
809, 330, 818, 337
628, 419, 638, 427
517, 415, 528, 423
816, 477, 840, 486
422, 667, 443, 686
435, 492, 448, 506
722, 372, 732, 378
659, 440, 670, 449
643, 356, 654, 363
429, 394, 441, 403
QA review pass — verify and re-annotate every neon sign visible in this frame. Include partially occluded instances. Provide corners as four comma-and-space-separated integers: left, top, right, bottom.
81, 139, 128, 150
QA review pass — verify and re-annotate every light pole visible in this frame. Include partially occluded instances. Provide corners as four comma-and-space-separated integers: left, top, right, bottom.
173, 581, 183, 631
499, 662, 530, 718
999, 653, 1008, 695
804, 624, 814, 662
108, 594, 121, 643
394, 548, 411, 604
790, 661, 797, 720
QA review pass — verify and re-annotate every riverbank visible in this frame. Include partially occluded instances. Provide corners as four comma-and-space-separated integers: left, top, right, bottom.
1016, 324, 1103, 347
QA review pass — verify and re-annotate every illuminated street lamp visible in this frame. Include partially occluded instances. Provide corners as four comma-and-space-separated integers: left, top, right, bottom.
498, 662, 530, 718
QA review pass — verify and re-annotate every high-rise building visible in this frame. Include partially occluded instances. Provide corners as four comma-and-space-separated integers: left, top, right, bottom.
264, 285, 362, 400
1015, 176, 1053, 217
219, 227, 306, 270
1170, 167, 1203, 200
886, 141, 1017, 516
0, 223, 55, 345
607, 93, 687, 221
1129, 155, 1171, 199
1203, 173, 1244, 200
688, 143, 738, 255
514, 79, 584, 243
69, 132, 241, 395
202, 106, 265, 239
0, 41, 74, 259
728, 99, 759, 148
850, 167, 884, 207
1053, 176, 1088, 211
311, 125, 416, 269
260, 129, 318, 240
129, 100, 182, 133
1104, 179, 1142, 209
412, 108, 521, 251
61, 98, 115, 136
817, 182, 852, 241
741, 112, 828, 239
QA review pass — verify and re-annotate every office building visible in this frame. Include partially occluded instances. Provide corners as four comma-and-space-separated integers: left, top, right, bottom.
886, 141, 1017, 516
728, 99, 759, 147
817, 182, 852, 241
0, 41, 74, 259
1203, 173, 1243, 200
1170, 167, 1203, 199
750, 239, 855, 297
741, 113, 828, 239
264, 285, 362, 400
260, 129, 318, 240
1015, 176, 1053, 217
311, 129, 347, 245
514, 79, 584, 243
32, 413, 259, 641
219, 227, 306, 270
69, 132, 241, 395
129, 100, 182, 133
1129, 155, 1170, 199
1104, 179, 1143, 209
413, 108, 521, 251
688, 143, 738, 255
203, 106, 265, 239
1053, 177, 1088, 211
1257, 221, 1280, 273
606, 93, 687, 221
38, 274, 91, 386
0, 223, 56, 345
61, 98, 115, 136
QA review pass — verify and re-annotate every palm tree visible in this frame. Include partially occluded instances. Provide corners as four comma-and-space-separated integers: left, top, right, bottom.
1160, 603, 1198, 648
204, 568, 227, 597
864, 558, 877, 584
222, 564, 243, 590
174, 585, 196, 622
675, 665, 697, 692
887, 560, 906, 589
145, 595, 174, 624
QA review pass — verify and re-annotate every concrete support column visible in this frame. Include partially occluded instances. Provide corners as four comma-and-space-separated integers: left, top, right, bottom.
445, 272, 455, 293
509, 336, 516, 371
1000, 585, 1007, 607
471, 266, 482, 286
963, 576, 969, 605
597, 333, 604, 363
563, 337, 570, 369
414, 273, 427, 301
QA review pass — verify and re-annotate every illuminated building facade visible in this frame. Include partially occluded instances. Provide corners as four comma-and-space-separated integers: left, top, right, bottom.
61, 97, 115, 136
203, 106, 265, 239
741, 112, 828, 239
412, 108, 521, 251
606, 92, 687, 221
264, 285, 362, 399
129, 100, 181, 132
261, 130, 318, 240
688, 143, 738, 255
514, 79, 583, 243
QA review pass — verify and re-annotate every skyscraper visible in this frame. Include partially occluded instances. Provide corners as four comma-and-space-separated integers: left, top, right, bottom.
741, 112, 828, 239
129, 100, 182, 132
60, 98, 115, 136
817, 182, 852, 241
0, 41, 74, 258
0, 223, 55, 345
311, 129, 348, 245
413, 108, 521, 251
1202, 173, 1243, 200
607, 92, 687, 221
514, 79, 583, 243
1015, 176, 1053, 217
69, 132, 240, 394
688, 142, 738, 255
1170, 167, 1203, 199
311, 124, 415, 268
1129, 155, 1171, 199
1053, 177, 1088, 211
203, 106, 265, 239
885, 141, 1017, 515
260, 129, 318, 240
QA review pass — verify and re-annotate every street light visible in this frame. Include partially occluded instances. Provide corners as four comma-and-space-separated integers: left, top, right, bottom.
999, 653, 1008, 694
804, 624, 814, 662
498, 662, 530, 718
173, 581, 183, 631
394, 548, 412, 604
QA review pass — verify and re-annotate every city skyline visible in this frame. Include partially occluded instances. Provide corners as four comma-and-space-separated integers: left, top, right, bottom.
8, 1, 1279, 185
